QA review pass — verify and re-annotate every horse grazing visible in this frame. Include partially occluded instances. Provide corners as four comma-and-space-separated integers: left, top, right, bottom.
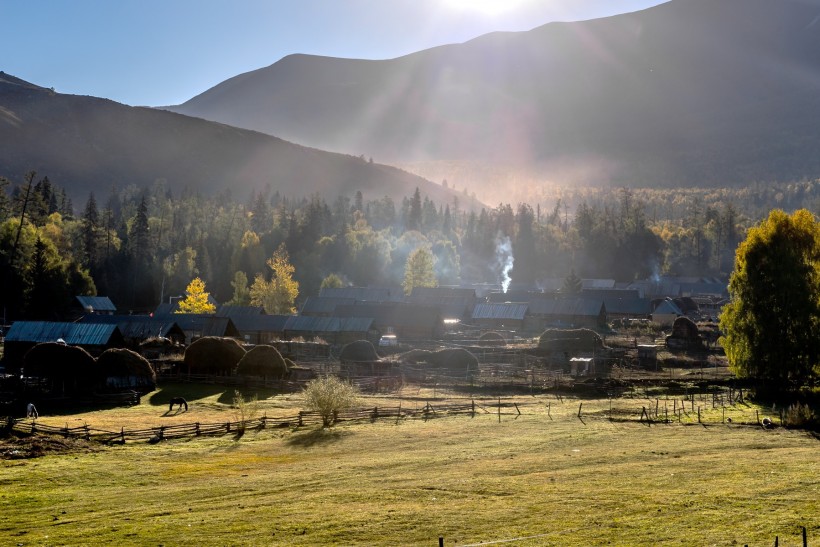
169, 397, 188, 412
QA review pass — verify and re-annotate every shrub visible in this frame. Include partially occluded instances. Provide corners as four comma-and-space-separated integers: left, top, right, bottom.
303, 376, 359, 427
232, 390, 260, 433
783, 402, 817, 429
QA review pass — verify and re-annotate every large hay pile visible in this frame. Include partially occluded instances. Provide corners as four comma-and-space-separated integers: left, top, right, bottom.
538, 329, 604, 352
339, 340, 379, 363
427, 348, 479, 376
397, 349, 433, 364
236, 345, 289, 379
23, 343, 99, 393
97, 348, 156, 392
670, 317, 700, 339
139, 336, 179, 359
184, 337, 246, 374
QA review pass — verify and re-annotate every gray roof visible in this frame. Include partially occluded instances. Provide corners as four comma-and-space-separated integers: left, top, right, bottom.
227, 314, 290, 333
527, 297, 605, 317
5, 321, 121, 346
300, 297, 355, 316
410, 287, 476, 299
78, 315, 185, 340
471, 303, 529, 321
153, 314, 240, 337
76, 295, 117, 312
318, 287, 403, 302
215, 305, 264, 318
334, 302, 442, 329
284, 316, 374, 334
603, 298, 652, 316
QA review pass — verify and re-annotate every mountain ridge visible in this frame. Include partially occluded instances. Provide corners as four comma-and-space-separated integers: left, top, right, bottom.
0, 72, 462, 207
165, 0, 820, 188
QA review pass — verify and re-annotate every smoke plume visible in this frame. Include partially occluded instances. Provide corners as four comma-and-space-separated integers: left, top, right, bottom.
495, 234, 514, 293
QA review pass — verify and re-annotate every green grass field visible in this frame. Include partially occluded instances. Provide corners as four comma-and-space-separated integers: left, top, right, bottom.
1, 384, 818, 546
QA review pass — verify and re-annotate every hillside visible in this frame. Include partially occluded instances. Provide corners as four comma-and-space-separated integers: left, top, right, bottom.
0, 72, 459, 206
166, 0, 820, 187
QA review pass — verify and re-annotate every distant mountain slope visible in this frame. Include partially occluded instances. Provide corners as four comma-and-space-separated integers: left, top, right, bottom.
0, 72, 457, 205
166, 0, 820, 186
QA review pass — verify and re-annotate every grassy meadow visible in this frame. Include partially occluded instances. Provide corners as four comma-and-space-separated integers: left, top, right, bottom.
1, 384, 818, 546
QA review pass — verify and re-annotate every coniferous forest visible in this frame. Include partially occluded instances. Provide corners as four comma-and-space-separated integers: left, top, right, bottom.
2, 170, 819, 321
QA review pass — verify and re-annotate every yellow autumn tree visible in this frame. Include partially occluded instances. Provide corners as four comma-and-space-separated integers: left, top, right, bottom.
250, 244, 299, 314
176, 277, 216, 314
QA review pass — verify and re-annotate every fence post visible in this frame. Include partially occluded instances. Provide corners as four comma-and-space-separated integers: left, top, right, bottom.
195, 422, 201, 436
547, 402, 552, 420
84, 424, 90, 441
298, 412, 303, 427
471, 399, 475, 418
121, 427, 125, 444
803, 526, 807, 547
439, 537, 444, 547
697, 407, 701, 424
498, 397, 501, 423
578, 403, 583, 419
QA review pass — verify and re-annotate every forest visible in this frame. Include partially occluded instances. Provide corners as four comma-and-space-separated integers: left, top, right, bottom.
1, 170, 819, 321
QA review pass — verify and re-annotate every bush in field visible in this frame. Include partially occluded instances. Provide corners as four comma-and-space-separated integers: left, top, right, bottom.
232, 390, 261, 433
783, 402, 817, 429
303, 376, 359, 427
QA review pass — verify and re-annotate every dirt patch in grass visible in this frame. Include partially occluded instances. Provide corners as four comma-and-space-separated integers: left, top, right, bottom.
0, 433, 98, 459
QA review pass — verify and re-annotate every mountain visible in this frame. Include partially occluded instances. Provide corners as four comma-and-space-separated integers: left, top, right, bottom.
0, 72, 460, 206
166, 0, 820, 187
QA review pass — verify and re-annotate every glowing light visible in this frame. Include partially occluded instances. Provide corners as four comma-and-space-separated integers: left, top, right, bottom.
444, 0, 530, 16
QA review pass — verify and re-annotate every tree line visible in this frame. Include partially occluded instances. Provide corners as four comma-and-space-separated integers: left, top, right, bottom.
2, 171, 819, 322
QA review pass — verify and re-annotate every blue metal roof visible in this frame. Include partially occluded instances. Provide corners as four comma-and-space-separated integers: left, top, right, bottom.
284, 316, 373, 333
5, 321, 121, 346
76, 295, 117, 312
471, 303, 529, 321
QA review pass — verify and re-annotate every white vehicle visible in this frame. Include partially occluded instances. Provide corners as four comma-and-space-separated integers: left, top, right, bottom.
378, 334, 398, 347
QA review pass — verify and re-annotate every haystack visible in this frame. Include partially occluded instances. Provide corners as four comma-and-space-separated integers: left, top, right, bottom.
184, 336, 246, 374
23, 342, 99, 393
339, 340, 379, 363
139, 336, 178, 359
97, 348, 156, 392
478, 332, 506, 346
397, 348, 433, 364
236, 345, 289, 379
538, 329, 604, 352
670, 317, 700, 340
427, 348, 479, 376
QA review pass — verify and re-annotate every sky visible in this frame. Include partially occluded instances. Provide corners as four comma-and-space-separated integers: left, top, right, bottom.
3, 0, 665, 107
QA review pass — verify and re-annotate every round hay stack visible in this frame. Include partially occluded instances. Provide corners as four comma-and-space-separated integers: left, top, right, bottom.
398, 349, 433, 364
538, 328, 604, 352
184, 337, 246, 375
97, 348, 156, 392
339, 340, 379, 363
427, 348, 479, 376
670, 316, 700, 339
236, 345, 289, 379
139, 336, 178, 358
478, 332, 506, 347
23, 342, 99, 393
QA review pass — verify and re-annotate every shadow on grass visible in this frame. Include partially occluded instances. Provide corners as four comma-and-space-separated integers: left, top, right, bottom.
286, 427, 348, 448
215, 386, 282, 405
148, 383, 225, 407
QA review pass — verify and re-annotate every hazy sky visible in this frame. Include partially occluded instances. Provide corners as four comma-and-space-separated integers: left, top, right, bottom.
3, 0, 665, 107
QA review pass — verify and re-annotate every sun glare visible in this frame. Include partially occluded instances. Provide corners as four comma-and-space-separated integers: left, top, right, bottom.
445, 0, 529, 16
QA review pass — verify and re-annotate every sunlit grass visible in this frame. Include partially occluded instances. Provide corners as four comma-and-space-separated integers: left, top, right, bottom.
2, 386, 818, 546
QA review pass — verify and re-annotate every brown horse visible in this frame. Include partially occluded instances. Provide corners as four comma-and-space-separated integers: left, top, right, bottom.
169, 397, 188, 412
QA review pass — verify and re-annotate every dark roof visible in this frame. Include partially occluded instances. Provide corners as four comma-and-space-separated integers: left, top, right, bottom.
299, 297, 355, 316
227, 314, 290, 333
284, 316, 374, 334
471, 303, 528, 321
153, 314, 240, 338
486, 291, 544, 304
335, 302, 442, 329
215, 305, 264, 318
409, 287, 476, 299
76, 295, 117, 312
318, 287, 403, 302
582, 288, 641, 300
5, 321, 122, 346
527, 297, 605, 317
603, 298, 652, 316
405, 295, 476, 320
78, 315, 185, 340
